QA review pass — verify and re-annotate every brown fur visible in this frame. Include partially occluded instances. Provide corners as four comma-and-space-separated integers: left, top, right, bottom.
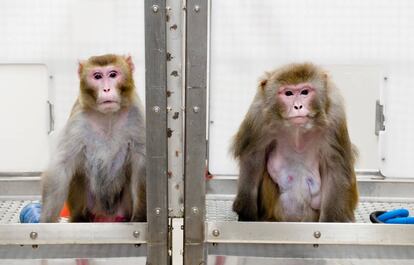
232, 63, 358, 222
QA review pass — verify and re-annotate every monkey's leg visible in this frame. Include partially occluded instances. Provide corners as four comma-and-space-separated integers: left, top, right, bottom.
67, 173, 89, 222
319, 166, 358, 222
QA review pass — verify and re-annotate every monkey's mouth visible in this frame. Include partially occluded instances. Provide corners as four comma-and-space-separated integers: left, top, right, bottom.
289, 116, 309, 124
100, 100, 119, 105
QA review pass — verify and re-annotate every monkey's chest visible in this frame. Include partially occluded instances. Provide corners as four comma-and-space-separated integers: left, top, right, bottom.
83, 140, 130, 214
84, 142, 129, 180
266, 149, 321, 221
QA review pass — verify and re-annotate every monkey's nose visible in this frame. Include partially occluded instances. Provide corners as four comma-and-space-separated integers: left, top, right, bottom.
294, 105, 303, 110
103, 88, 111, 92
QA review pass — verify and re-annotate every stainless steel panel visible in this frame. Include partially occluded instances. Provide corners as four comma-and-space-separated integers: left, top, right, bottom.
206, 222, 414, 245
166, 0, 185, 218
0, 245, 146, 259
0, 223, 147, 245
0, 177, 41, 199
184, 0, 209, 264
145, 0, 169, 264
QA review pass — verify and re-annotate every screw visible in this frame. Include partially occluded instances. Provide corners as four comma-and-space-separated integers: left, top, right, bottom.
194, 5, 200, 12
153, 106, 160, 113
381, 157, 386, 162
193, 106, 200, 113
384, 76, 388, 81
133, 231, 140, 238
314, 231, 321, 239
30, 232, 38, 240
192, 207, 199, 214
152, 5, 159, 13
212, 229, 220, 237
155, 208, 161, 215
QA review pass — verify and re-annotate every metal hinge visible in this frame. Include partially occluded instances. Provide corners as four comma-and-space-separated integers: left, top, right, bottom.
47, 100, 55, 134
375, 100, 385, 136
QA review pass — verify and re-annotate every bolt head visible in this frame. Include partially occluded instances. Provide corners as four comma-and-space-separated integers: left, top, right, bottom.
212, 229, 220, 237
155, 208, 161, 215
153, 106, 160, 113
314, 231, 321, 239
30, 232, 38, 240
192, 207, 199, 214
133, 231, 140, 238
152, 5, 159, 13
193, 106, 200, 113
194, 5, 200, 12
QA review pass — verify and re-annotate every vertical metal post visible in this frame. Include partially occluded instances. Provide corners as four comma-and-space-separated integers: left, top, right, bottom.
145, 1, 169, 265
166, 0, 185, 218
184, 0, 208, 264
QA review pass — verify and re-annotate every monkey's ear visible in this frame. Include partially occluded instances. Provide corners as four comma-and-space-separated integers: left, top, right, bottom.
259, 72, 270, 91
77, 61, 84, 79
259, 79, 267, 90
322, 71, 329, 87
125, 55, 135, 73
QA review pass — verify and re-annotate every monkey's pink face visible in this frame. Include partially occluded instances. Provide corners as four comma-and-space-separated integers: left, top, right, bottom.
87, 66, 123, 113
278, 83, 315, 125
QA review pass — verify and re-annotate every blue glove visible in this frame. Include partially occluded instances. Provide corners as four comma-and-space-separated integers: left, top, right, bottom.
377, 208, 409, 222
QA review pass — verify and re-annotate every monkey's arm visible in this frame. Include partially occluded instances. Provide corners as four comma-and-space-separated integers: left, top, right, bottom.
41, 153, 80, 222
233, 152, 266, 221
231, 102, 270, 221
40, 120, 84, 223
319, 120, 358, 222
129, 146, 147, 222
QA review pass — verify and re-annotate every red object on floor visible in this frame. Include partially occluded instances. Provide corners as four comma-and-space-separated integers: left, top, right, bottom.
59, 203, 70, 218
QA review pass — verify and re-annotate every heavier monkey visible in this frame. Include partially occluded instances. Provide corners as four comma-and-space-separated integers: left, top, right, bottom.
41, 54, 146, 222
232, 63, 358, 222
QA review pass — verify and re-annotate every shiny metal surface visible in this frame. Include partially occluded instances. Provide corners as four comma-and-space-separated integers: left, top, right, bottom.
0, 223, 147, 245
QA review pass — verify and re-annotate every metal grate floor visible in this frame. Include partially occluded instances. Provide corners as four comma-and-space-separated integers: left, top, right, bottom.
2, 198, 414, 224
0, 200, 33, 224
205, 195, 414, 223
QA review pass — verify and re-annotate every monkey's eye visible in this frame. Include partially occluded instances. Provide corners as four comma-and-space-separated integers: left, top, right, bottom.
285, 91, 294, 96
93, 73, 103, 80
109, 71, 118, 78
301, 89, 309, 95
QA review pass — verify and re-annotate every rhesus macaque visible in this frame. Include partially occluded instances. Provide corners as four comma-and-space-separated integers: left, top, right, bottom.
232, 63, 358, 222
41, 54, 146, 222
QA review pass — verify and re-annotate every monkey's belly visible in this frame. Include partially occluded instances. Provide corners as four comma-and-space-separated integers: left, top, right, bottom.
267, 156, 321, 221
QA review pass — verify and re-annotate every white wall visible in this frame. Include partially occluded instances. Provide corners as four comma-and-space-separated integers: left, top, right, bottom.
0, 1, 145, 172
208, 0, 414, 178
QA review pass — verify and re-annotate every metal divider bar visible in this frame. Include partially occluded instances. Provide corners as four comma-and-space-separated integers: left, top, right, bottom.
184, 0, 208, 264
145, 1, 169, 265
206, 221, 414, 259
0, 223, 147, 245
206, 222, 414, 246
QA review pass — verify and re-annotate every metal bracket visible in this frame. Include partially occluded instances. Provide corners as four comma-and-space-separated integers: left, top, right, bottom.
375, 100, 385, 136
47, 100, 54, 134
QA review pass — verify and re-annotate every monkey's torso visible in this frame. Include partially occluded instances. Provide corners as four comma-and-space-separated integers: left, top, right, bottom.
67, 104, 144, 222
265, 129, 322, 221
